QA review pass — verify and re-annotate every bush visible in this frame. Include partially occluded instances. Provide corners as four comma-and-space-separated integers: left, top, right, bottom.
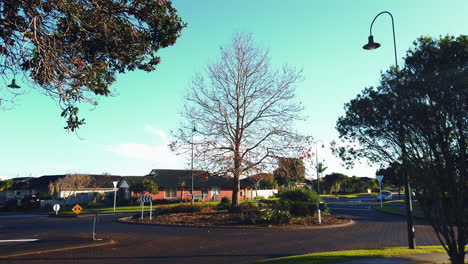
216, 197, 231, 210
278, 188, 320, 203
237, 209, 291, 225
17, 196, 40, 211
278, 188, 328, 217
230, 202, 257, 214
289, 201, 317, 216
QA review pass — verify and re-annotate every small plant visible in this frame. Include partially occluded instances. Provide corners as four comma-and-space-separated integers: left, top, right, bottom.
216, 197, 231, 210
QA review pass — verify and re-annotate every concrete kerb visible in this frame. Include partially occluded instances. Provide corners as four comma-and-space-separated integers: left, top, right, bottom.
335, 252, 462, 264
116, 216, 355, 230
0, 239, 116, 259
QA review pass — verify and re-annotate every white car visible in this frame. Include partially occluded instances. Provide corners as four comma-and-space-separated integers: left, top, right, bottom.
376, 190, 392, 201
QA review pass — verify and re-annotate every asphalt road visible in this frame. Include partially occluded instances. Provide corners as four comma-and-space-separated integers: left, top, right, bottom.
0, 196, 441, 264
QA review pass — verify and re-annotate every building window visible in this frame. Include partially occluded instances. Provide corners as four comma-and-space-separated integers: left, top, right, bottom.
165, 187, 177, 198
211, 187, 220, 195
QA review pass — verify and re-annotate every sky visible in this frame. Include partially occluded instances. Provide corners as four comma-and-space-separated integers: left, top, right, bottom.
0, 0, 467, 180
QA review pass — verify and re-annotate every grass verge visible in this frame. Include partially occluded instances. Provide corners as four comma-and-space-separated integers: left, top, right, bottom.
258, 246, 446, 264
55, 201, 221, 215
320, 193, 376, 198
371, 203, 424, 218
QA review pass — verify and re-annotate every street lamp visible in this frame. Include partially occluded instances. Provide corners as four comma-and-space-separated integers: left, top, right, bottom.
363, 11, 416, 249
314, 140, 325, 194
7, 79, 21, 89
191, 126, 197, 205
112, 181, 118, 214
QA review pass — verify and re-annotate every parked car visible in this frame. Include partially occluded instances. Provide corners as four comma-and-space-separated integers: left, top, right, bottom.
376, 190, 392, 201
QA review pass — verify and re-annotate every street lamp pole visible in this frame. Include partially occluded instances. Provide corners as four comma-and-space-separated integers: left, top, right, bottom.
191, 126, 197, 205
314, 140, 324, 194
363, 11, 416, 249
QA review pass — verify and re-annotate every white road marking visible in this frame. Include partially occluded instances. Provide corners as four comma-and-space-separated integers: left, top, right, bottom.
0, 239, 39, 243
329, 207, 371, 211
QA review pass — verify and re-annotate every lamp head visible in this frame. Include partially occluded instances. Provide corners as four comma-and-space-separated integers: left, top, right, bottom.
363, 35, 381, 50
7, 79, 21, 89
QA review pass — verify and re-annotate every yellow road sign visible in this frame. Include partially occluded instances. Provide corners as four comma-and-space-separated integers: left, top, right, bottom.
72, 204, 83, 214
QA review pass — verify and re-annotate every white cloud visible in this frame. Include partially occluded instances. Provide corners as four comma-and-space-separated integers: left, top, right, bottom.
106, 142, 185, 169
144, 124, 169, 143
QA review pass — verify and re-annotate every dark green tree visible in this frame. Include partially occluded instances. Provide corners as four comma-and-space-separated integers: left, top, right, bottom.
129, 178, 159, 195
273, 157, 306, 189
1, 0, 185, 131
322, 173, 348, 194
377, 162, 404, 195
0, 179, 13, 191
335, 35, 467, 264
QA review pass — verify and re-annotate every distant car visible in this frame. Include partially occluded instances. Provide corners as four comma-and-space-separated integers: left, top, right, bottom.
376, 190, 392, 201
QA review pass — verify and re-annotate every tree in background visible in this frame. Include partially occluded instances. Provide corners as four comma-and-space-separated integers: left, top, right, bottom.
54, 174, 94, 198
129, 179, 159, 196
322, 173, 348, 195
0, 0, 185, 131
258, 179, 278, 190
377, 162, 404, 195
171, 33, 309, 208
334, 35, 467, 263
0, 179, 13, 191
274, 158, 306, 189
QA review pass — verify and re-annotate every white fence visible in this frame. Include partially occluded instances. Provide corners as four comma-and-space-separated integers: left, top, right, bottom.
246, 189, 278, 199
40, 193, 96, 208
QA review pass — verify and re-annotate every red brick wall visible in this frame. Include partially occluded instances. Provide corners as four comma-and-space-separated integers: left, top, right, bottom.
132, 187, 247, 202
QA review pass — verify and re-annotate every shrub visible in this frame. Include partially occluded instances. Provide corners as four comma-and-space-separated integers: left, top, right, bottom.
216, 197, 231, 210
230, 202, 257, 213
271, 210, 291, 224
289, 201, 317, 216
237, 209, 291, 225
278, 188, 320, 203
278, 188, 328, 217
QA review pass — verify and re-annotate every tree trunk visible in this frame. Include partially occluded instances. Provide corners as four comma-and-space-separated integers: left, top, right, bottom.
447, 249, 465, 264
231, 170, 241, 208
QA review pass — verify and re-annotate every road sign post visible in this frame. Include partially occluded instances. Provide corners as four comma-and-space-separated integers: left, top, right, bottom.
376, 175, 384, 208
72, 204, 83, 215
140, 195, 153, 220
113, 181, 118, 214
53, 204, 61, 215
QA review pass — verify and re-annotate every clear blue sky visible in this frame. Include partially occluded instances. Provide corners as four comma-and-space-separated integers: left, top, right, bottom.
1, 0, 466, 179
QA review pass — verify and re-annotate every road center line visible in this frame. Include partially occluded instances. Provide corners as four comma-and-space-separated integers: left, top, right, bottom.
0, 239, 39, 243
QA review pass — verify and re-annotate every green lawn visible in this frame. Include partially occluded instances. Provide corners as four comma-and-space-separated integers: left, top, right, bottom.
320, 193, 376, 198
56, 201, 221, 215
258, 246, 446, 264
372, 202, 424, 218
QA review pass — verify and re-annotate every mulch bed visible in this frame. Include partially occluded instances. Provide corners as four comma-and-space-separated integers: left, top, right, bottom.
120, 211, 351, 228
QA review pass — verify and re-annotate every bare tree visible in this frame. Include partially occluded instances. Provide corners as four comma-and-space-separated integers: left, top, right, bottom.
171, 33, 309, 208
54, 174, 94, 198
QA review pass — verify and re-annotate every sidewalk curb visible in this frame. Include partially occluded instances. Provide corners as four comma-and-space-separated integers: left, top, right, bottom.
116, 217, 355, 230
0, 239, 116, 258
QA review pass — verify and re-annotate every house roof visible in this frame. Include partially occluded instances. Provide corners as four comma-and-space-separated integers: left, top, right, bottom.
6, 174, 129, 191
143, 169, 235, 188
